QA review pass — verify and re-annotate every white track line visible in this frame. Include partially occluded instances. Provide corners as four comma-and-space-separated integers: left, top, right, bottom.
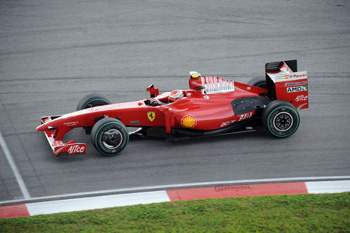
306, 180, 350, 194
0, 131, 31, 199
26, 191, 170, 216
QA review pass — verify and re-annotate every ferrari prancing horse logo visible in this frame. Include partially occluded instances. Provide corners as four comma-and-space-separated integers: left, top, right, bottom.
147, 112, 156, 122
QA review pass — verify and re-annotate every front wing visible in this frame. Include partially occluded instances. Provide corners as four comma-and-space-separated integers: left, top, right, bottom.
40, 116, 86, 157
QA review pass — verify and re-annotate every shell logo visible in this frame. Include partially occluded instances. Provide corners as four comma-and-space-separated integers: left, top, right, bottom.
181, 115, 197, 128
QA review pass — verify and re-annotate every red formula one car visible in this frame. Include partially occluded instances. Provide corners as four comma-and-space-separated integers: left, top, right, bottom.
37, 60, 308, 157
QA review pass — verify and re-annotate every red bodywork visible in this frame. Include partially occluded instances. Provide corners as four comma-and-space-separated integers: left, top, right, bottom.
36, 77, 267, 156
37, 63, 308, 157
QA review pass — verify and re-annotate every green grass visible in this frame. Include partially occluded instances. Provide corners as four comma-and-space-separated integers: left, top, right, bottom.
1, 193, 349, 232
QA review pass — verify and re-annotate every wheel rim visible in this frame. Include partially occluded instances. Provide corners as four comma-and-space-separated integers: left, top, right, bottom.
273, 112, 293, 132
102, 129, 123, 150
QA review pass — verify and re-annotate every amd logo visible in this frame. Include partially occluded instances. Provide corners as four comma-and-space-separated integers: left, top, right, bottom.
287, 86, 307, 93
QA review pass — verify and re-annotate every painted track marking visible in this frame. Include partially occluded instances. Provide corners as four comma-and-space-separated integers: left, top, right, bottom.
1, 179, 349, 218
306, 180, 350, 194
0, 131, 31, 199
26, 191, 170, 216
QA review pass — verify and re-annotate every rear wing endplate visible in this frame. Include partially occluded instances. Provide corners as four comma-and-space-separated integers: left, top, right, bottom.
266, 60, 308, 110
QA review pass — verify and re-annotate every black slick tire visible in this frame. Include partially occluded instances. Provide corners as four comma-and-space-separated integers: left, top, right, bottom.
91, 118, 129, 156
247, 77, 267, 89
77, 94, 111, 135
77, 93, 111, 111
262, 100, 300, 138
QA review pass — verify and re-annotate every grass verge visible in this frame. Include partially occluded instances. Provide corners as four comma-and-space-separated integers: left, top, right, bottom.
1, 193, 349, 232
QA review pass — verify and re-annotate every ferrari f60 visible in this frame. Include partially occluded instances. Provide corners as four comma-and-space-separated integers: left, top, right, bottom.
37, 60, 308, 157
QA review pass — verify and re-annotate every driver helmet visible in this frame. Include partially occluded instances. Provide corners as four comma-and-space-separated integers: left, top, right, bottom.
169, 90, 184, 102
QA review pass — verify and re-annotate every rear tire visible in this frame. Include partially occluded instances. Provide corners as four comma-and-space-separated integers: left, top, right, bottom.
247, 77, 267, 89
77, 94, 111, 134
91, 118, 129, 156
262, 100, 300, 138
77, 93, 111, 111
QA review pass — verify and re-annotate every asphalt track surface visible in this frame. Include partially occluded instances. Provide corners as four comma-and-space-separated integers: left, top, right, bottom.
0, 0, 349, 203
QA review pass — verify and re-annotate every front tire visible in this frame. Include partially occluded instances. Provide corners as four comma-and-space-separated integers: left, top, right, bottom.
91, 118, 129, 156
262, 100, 300, 138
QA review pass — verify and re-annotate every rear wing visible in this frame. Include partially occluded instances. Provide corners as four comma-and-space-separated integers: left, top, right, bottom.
266, 60, 308, 110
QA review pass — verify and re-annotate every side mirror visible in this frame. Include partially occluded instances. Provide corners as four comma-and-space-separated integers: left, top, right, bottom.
146, 84, 159, 98
194, 86, 205, 90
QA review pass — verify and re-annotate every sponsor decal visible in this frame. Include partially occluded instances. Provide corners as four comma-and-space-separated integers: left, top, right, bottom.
200, 76, 235, 94
285, 81, 308, 87
54, 141, 62, 147
68, 145, 85, 154
287, 86, 307, 93
130, 120, 139, 125
284, 73, 307, 80
272, 71, 307, 83
181, 115, 197, 128
295, 95, 308, 102
147, 112, 156, 122
63, 121, 79, 126
238, 112, 253, 122
220, 120, 236, 128
215, 185, 253, 192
